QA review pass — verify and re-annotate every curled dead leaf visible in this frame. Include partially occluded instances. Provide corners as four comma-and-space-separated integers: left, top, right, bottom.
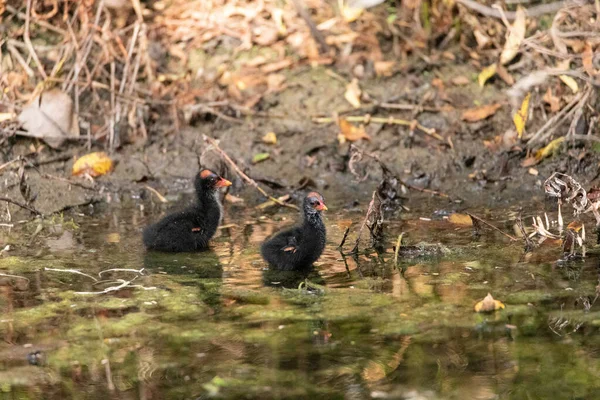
500, 6, 526, 65
72, 152, 113, 177
474, 293, 505, 313
461, 103, 502, 122
374, 61, 395, 77
543, 88, 560, 113
338, 119, 371, 143
582, 42, 596, 77
18, 89, 80, 149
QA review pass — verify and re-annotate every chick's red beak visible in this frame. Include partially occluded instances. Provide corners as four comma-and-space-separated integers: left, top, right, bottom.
315, 202, 328, 211
215, 177, 232, 188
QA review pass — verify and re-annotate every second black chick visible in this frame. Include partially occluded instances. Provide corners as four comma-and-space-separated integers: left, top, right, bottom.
261, 192, 327, 270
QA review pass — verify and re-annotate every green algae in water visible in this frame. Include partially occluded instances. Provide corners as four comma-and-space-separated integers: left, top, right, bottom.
3, 204, 600, 399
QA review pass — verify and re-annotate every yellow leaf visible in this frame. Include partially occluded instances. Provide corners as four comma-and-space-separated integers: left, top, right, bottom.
461, 103, 502, 122
474, 293, 505, 313
339, 0, 363, 22
344, 78, 362, 108
478, 63, 497, 87
500, 6, 526, 65
262, 132, 277, 144
448, 213, 473, 226
338, 119, 371, 142
534, 137, 565, 161
513, 92, 531, 138
252, 153, 270, 164
559, 75, 579, 93
72, 152, 113, 177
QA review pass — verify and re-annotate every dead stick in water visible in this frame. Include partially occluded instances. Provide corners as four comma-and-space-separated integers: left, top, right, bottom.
338, 227, 350, 250
203, 135, 299, 211
394, 233, 404, 265
349, 191, 378, 254
467, 213, 518, 241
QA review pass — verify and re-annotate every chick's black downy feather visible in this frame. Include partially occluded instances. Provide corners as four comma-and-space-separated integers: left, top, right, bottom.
261, 193, 327, 270
143, 170, 230, 252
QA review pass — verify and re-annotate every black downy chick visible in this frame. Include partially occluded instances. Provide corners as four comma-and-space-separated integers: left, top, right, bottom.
143, 169, 231, 252
261, 192, 327, 270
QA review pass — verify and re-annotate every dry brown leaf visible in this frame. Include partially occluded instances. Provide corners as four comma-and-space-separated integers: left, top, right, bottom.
448, 213, 473, 226
17, 89, 80, 149
474, 293, 505, 313
582, 42, 596, 76
267, 74, 286, 91
496, 63, 515, 85
461, 103, 502, 122
500, 6, 526, 65
451, 76, 470, 86
344, 78, 362, 109
338, 119, 370, 143
521, 156, 537, 168
543, 88, 560, 113
72, 152, 113, 177
374, 61, 395, 77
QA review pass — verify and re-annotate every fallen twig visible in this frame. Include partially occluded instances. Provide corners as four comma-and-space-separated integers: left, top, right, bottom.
338, 227, 351, 250
203, 135, 299, 210
348, 191, 382, 254
24, 0, 47, 79
467, 213, 519, 241
527, 89, 585, 146
313, 116, 444, 142
0, 197, 42, 216
457, 0, 570, 20
394, 233, 404, 265
44, 267, 98, 281
144, 185, 168, 203
0, 273, 30, 283
379, 103, 440, 113
98, 268, 145, 277
290, 0, 330, 54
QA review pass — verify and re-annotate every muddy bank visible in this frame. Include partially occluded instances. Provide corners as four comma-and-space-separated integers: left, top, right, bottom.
2, 63, 598, 220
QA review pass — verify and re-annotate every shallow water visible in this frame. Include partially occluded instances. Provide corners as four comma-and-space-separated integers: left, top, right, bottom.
1, 193, 600, 400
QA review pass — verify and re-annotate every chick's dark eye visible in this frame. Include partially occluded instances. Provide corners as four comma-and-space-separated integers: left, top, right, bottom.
311, 200, 318, 206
